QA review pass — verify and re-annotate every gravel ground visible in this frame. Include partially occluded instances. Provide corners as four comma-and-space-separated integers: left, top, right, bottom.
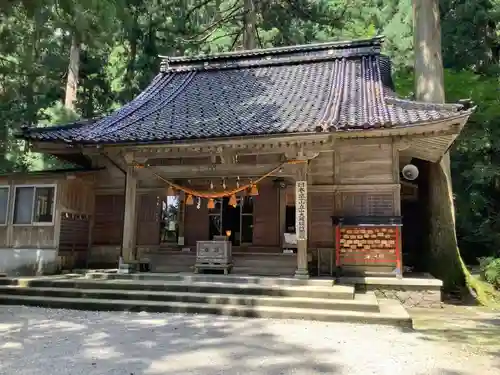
0, 306, 498, 375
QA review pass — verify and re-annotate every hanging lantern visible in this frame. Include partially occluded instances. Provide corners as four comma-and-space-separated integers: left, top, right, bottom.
229, 194, 237, 207
196, 197, 201, 210
250, 184, 259, 196
167, 186, 175, 196
210, 181, 214, 190
222, 179, 226, 190
207, 198, 215, 209
186, 194, 194, 205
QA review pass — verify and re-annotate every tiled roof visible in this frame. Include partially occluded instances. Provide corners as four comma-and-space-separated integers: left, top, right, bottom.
22, 36, 472, 145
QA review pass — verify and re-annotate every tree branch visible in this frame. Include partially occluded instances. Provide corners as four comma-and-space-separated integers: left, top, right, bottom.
231, 27, 243, 50
182, 5, 244, 42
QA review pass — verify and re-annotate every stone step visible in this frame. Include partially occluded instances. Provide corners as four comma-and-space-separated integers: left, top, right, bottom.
230, 266, 296, 277
152, 265, 193, 273
0, 286, 379, 312
234, 257, 296, 264
85, 272, 337, 287
6, 278, 355, 299
0, 294, 411, 327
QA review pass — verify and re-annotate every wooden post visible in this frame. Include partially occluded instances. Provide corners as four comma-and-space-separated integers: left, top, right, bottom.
294, 163, 309, 279
278, 187, 286, 249
122, 166, 138, 263
177, 192, 186, 246
413, 0, 462, 286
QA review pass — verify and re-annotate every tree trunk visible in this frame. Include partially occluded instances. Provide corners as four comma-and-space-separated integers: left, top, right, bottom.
24, 5, 41, 126
242, 0, 256, 50
64, 32, 80, 111
413, 0, 462, 288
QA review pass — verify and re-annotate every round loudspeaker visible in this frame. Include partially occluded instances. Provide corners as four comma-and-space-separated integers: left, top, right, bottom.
401, 164, 419, 181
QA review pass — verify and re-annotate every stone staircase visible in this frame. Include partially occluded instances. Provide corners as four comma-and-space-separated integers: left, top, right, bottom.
0, 273, 412, 327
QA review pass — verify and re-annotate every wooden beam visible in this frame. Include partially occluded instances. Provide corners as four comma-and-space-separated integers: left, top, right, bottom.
125, 142, 335, 160
143, 163, 296, 180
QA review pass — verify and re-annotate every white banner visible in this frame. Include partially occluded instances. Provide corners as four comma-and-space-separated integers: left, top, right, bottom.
295, 181, 308, 240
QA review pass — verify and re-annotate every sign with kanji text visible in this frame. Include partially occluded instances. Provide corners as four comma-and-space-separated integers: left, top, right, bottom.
295, 181, 308, 240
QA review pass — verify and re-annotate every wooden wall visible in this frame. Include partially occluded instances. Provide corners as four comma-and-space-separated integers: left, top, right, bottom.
0, 172, 97, 272
185, 200, 209, 246
309, 191, 335, 248
93, 194, 124, 245
0, 176, 59, 249
57, 177, 94, 268
335, 141, 395, 184
335, 140, 399, 217
253, 182, 280, 247
84, 140, 400, 259
11, 226, 55, 248
136, 193, 161, 246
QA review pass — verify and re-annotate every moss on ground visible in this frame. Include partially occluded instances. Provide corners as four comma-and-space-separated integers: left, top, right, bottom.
410, 305, 500, 356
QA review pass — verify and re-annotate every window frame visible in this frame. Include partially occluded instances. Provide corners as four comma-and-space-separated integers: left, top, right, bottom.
0, 185, 10, 226
160, 194, 180, 244
239, 196, 253, 245
12, 184, 57, 226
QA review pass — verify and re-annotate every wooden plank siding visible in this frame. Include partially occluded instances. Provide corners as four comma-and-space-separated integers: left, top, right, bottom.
92, 194, 124, 245
309, 192, 335, 248
57, 177, 95, 269
58, 214, 90, 268
185, 200, 209, 246
11, 226, 55, 248
336, 142, 394, 184
339, 192, 395, 216
136, 193, 161, 246
252, 183, 280, 247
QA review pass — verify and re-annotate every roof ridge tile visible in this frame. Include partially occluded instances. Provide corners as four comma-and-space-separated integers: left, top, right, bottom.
161, 38, 383, 73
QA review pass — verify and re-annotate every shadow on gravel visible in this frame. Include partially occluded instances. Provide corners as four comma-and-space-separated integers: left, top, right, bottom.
410, 307, 500, 372
0, 307, 344, 375
412, 316, 500, 351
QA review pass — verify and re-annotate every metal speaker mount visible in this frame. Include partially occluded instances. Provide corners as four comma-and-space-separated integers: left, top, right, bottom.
401, 164, 419, 181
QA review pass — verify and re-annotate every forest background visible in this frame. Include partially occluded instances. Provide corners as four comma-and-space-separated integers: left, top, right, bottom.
0, 0, 499, 269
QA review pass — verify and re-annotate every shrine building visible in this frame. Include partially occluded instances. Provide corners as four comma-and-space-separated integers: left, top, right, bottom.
0, 36, 473, 278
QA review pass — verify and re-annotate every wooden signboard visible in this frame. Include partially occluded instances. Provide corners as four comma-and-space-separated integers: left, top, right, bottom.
295, 181, 308, 240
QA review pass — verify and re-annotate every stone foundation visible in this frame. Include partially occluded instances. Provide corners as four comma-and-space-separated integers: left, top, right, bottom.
368, 286, 442, 308
340, 275, 443, 308
0, 248, 58, 276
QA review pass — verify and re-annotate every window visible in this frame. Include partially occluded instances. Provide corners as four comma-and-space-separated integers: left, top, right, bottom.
13, 185, 55, 225
240, 197, 253, 244
0, 186, 9, 225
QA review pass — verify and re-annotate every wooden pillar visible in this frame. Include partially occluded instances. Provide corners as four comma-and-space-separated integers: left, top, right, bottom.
122, 166, 137, 263
278, 187, 286, 248
413, 0, 462, 286
177, 192, 186, 246
294, 162, 309, 279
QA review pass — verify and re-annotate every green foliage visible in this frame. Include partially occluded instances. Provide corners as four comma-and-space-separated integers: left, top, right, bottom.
479, 257, 500, 289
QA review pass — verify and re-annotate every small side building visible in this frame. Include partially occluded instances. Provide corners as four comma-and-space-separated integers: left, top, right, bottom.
5, 36, 473, 280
